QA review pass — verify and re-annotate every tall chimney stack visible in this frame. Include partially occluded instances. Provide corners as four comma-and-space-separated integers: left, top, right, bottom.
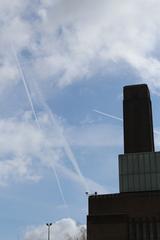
123, 84, 155, 153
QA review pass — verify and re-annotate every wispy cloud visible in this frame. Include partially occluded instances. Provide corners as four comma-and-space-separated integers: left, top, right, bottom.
0, 112, 59, 185
0, 111, 107, 194
0, 0, 160, 93
57, 164, 107, 194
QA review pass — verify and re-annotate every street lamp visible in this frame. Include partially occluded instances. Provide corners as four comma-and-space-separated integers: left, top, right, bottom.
46, 223, 52, 240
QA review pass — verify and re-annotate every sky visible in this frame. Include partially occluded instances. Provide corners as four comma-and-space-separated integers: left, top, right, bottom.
1, 0, 160, 239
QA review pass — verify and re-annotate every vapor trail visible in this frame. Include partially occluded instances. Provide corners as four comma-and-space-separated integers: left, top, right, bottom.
51, 165, 68, 208
93, 109, 123, 121
13, 48, 41, 129
31, 80, 89, 193
12, 47, 67, 208
93, 109, 160, 136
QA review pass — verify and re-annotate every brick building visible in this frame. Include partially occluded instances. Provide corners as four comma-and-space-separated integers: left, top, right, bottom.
87, 84, 160, 240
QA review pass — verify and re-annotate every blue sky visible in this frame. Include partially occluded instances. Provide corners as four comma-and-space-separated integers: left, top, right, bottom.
1, 0, 160, 239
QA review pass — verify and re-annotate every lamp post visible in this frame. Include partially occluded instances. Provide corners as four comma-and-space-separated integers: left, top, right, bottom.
46, 223, 52, 240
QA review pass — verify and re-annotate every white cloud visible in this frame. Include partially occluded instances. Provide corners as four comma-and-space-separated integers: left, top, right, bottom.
0, 157, 41, 186
23, 218, 86, 240
0, 0, 160, 92
0, 112, 63, 185
26, 0, 160, 90
0, 0, 32, 91
0, 60, 19, 92
57, 164, 107, 194
0, 111, 108, 194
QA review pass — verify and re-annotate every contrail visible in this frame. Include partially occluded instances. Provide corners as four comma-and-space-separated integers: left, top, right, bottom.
13, 48, 41, 130
31, 79, 90, 193
93, 109, 123, 121
51, 165, 68, 209
12, 47, 67, 208
93, 109, 160, 136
